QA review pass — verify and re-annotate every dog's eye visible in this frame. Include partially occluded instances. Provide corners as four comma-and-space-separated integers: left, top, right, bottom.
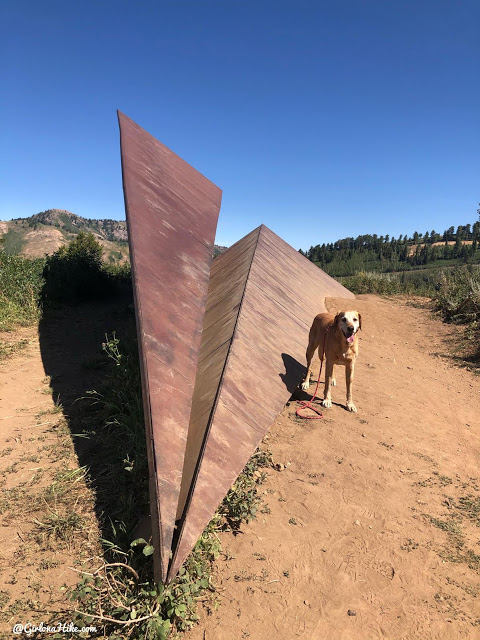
353, 318, 358, 322
342, 318, 346, 322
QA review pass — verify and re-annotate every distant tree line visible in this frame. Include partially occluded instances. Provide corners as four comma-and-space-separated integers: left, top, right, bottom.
301, 215, 480, 277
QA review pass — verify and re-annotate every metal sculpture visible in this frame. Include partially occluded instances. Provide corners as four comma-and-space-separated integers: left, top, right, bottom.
118, 111, 222, 583
168, 225, 354, 581
118, 113, 354, 584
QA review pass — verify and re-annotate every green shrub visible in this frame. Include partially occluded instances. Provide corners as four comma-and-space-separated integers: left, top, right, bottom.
433, 265, 480, 324
42, 232, 114, 303
433, 266, 480, 363
103, 260, 132, 283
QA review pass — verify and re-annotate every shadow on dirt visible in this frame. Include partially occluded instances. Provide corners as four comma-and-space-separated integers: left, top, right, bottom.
37, 287, 139, 541
279, 353, 306, 394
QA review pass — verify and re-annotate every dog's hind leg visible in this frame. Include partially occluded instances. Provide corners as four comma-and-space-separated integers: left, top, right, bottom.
301, 342, 317, 390
317, 344, 335, 385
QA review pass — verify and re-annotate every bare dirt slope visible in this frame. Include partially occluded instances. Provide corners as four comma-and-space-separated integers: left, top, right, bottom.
187, 294, 480, 640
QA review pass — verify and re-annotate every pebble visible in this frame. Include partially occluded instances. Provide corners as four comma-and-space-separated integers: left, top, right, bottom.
347, 610, 357, 616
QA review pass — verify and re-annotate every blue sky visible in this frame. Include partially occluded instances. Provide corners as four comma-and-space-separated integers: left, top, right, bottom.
1, 1, 478, 249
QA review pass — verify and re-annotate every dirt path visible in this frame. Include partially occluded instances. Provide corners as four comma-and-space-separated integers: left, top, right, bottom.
0, 295, 479, 638
187, 294, 480, 640
0, 323, 100, 633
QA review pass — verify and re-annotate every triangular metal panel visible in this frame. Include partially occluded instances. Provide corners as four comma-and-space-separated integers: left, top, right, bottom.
168, 225, 354, 581
118, 112, 222, 583
175, 228, 260, 522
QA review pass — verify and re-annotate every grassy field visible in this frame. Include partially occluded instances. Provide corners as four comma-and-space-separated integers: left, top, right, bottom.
2, 229, 26, 255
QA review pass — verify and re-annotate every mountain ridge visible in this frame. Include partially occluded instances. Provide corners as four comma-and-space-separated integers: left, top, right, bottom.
1, 209, 227, 261
0, 209, 129, 262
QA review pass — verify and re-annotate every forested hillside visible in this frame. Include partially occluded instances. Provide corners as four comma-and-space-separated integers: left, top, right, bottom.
302, 214, 480, 277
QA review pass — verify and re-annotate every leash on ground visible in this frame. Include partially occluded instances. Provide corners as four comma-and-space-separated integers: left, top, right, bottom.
296, 325, 331, 420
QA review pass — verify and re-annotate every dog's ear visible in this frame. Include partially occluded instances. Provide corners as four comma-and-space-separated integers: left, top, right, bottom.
358, 312, 362, 330
334, 312, 342, 331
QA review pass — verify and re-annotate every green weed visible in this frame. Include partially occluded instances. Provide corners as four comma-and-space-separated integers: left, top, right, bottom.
33, 511, 85, 546
453, 494, 480, 526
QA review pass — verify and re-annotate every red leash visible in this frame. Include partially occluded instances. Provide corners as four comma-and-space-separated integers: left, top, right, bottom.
296, 326, 330, 420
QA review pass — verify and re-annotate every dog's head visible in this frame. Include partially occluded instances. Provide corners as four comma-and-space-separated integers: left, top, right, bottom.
334, 310, 362, 343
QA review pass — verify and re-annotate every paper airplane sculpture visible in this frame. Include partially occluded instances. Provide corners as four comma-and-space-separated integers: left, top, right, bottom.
118, 112, 354, 583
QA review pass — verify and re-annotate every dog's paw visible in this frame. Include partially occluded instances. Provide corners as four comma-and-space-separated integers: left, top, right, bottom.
322, 397, 332, 408
331, 377, 337, 386
346, 402, 357, 413
301, 380, 310, 390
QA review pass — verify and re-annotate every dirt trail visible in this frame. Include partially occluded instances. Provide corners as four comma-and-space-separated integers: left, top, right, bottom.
0, 295, 479, 638
0, 322, 100, 632
187, 295, 480, 640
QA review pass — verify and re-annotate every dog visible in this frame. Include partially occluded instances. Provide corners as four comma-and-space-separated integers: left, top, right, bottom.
301, 310, 362, 412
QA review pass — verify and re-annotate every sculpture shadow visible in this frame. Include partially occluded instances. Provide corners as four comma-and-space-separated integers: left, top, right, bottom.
279, 353, 306, 395
37, 289, 144, 550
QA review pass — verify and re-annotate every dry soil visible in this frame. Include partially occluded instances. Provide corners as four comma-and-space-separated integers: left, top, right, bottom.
0, 295, 479, 639
186, 294, 480, 640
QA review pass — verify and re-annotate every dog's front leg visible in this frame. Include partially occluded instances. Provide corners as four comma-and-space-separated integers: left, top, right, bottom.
321, 359, 334, 408
301, 342, 317, 390
345, 362, 357, 412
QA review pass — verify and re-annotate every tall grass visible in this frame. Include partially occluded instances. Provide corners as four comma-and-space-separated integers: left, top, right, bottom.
341, 270, 438, 296
433, 266, 480, 363
0, 233, 132, 330
433, 265, 480, 324
342, 266, 480, 363
0, 251, 44, 330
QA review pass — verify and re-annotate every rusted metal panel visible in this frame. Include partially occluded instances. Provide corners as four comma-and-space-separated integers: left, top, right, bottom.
175, 228, 260, 521
118, 111, 221, 583
168, 225, 354, 581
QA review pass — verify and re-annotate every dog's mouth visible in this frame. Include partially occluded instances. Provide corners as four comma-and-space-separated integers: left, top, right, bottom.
344, 328, 356, 343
